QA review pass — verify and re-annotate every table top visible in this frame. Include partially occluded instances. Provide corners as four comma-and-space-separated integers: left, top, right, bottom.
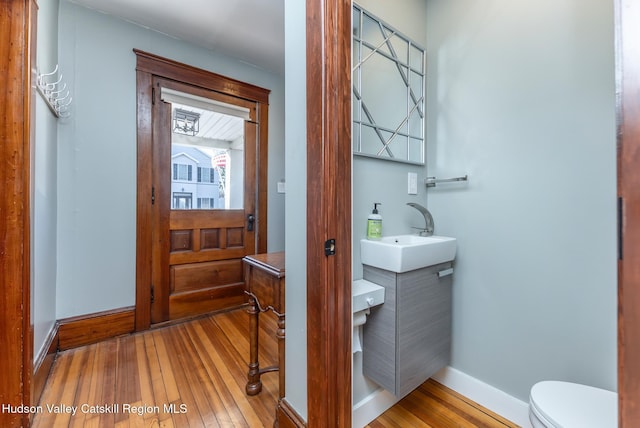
243, 252, 285, 278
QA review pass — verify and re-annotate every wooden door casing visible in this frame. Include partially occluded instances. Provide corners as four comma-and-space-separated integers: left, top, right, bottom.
304, 0, 353, 426
0, 1, 36, 426
616, 0, 640, 425
136, 50, 270, 330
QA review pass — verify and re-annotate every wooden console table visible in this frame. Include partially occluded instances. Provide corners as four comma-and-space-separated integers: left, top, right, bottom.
243, 252, 285, 399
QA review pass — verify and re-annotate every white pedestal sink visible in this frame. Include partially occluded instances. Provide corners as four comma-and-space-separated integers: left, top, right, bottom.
360, 235, 457, 273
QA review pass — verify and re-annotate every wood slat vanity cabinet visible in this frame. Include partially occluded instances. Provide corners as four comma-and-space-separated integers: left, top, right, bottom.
362, 261, 453, 398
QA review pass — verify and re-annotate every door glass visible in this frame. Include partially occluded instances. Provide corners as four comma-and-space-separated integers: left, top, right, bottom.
170, 101, 245, 210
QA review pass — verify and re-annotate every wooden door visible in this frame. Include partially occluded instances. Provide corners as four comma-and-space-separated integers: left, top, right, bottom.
150, 78, 259, 323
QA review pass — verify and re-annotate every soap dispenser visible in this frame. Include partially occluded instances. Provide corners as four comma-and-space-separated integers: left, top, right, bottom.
367, 203, 382, 240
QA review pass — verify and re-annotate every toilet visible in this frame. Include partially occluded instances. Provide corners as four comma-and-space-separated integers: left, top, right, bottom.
529, 381, 617, 428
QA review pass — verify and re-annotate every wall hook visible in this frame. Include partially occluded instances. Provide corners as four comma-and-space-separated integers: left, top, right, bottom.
36, 64, 72, 118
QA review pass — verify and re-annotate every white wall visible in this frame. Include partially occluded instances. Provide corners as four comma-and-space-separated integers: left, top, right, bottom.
283, 0, 307, 419
426, 0, 617, 401
56, 1, 285, 318
32, 0, 60, 362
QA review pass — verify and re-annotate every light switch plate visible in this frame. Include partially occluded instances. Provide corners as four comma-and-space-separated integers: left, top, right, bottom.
408, 172, 418, 194
277, 180, 286, 194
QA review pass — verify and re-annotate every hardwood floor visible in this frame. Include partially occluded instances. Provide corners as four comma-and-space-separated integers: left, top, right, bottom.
33, 309, 279, 428
366, 379, 519, 428
35, 308, 518, 428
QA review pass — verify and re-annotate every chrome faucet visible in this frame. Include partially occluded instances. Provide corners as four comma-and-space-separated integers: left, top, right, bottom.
406, 202, 434, 236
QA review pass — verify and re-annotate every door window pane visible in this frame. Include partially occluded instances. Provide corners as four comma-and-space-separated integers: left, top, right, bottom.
169, 97, 245, 210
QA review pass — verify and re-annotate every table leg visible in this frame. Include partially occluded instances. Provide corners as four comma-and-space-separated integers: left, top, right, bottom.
246, 295, 262, 395
276, 312, 286, 400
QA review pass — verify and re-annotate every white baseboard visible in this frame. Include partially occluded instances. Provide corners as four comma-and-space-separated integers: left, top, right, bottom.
352, 387, 399, 428
432, 366, 532, 428
352, 366, 532, 428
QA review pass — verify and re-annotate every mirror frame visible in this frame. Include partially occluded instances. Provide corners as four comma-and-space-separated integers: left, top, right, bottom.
352, 3, 426, 165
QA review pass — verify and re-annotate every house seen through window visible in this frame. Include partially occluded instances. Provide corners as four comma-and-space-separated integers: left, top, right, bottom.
167, 94, 246, 210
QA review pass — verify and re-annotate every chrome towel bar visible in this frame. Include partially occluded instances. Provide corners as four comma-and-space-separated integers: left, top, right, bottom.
425, 175, 468, 188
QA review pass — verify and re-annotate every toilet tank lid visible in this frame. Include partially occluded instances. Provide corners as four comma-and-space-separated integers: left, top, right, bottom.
530, 381, 617, 428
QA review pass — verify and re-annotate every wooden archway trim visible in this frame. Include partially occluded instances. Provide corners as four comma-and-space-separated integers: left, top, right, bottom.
305, 0, 353, 426
0, 0, 36, 427
616, 0, 640, 425
134, 50, 271, 104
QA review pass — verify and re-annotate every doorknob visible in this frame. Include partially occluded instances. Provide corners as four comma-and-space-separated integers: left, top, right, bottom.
247, 214, 255, 232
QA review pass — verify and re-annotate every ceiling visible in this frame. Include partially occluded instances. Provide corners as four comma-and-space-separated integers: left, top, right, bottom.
68, 0, 285, 75
172, 104, 245, 147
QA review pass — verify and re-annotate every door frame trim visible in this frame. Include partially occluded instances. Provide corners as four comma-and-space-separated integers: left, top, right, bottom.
0, 0, 36, 426
305, 0, 353, 425
134, 50, 270, 331
615, 0, 640, 424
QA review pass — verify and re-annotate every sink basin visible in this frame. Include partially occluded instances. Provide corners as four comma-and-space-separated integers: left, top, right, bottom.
360, 235, 456, 273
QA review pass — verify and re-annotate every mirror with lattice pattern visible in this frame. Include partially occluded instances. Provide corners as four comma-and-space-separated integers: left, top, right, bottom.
352, 4, 426, 165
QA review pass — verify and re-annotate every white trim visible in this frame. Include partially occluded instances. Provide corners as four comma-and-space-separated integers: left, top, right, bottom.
432, 366, 532, 428
351, 366, 532, 427
171, 152, 200, 163
161, 87, 251, 120
352, 387, 399, 428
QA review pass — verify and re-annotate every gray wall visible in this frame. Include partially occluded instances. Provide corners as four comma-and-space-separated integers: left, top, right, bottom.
56, 1, 285, 318
352, 0, 430, 405
352, 0, 617, 410
32, 0, 60, 362
353, 0, 430, 281
426, 0, 617, 401
284, 0, 307, 419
